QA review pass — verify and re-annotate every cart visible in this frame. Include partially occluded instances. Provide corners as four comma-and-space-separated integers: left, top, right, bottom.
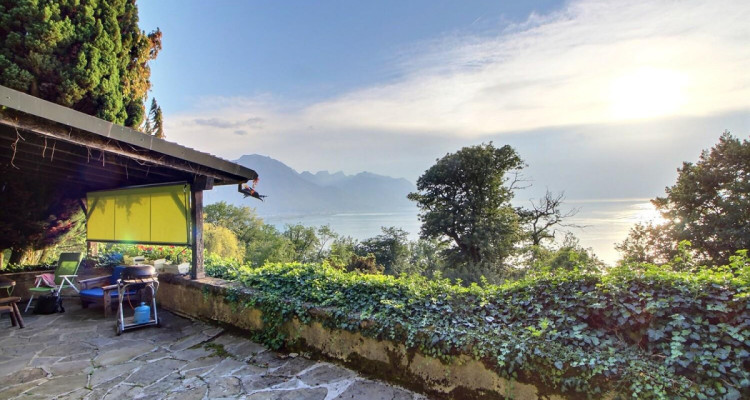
115, 276, 159, 336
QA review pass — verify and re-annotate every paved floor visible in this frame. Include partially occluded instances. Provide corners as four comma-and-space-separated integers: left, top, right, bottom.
0, 301, 427, 400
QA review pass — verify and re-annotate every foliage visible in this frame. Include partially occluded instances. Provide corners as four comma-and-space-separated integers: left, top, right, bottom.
204, 202, 264, 243
408, 143, 524, 279
0, 177, 84, 264
0, 0, 161, 127
407, 238, 446, 278
204, 253, 245, 280
204, 202, 296, 266
221, 260, 748, 399
338, 254, 383, 274
0, 262, 55, 274
244, 224, 295, 267
141, 98, 164, 138
355, 227, 410, 275
619, 132, 750, 265
96, 243, 190, 267
616, 222, 679, 265
283, 224, 319, 263
324, 235, 357, 267
524, 233, 605, 274
204, 223, 244, 260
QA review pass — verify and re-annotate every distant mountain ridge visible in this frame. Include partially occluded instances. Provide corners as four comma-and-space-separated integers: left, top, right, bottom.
204, 154, 416, 216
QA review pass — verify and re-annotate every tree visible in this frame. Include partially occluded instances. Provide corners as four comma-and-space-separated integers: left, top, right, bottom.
615, 222, 677, 265
204, 202, 295, 265
204, 223, 244, 260
204, 202, 263, 244
142, 98, 165, 138
244, 224, 294, 267
0, 0, 162, 127
408, 143, 524, 280
325, 235, 357, 268
0, 173, 83, 264
527, 233, 604, 273
618, 132, 750, 265
518, 190, 581, 246
408, 238, 447, 278
283, 224, 319, 263
313, 225, 337, 262
356, 227, 410, 275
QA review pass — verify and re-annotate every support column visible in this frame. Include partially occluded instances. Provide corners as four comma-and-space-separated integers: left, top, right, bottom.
190, 188, 204, 280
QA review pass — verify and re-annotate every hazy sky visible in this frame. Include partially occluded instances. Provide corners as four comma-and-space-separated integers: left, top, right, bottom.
138, 0, 749, 262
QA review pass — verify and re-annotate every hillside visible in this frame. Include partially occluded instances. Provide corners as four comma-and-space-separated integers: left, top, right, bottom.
204, 154, 416, 216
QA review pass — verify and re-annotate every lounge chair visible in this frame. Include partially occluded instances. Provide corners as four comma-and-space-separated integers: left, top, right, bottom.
25, 252, 83, 312
78, 265, 140, 318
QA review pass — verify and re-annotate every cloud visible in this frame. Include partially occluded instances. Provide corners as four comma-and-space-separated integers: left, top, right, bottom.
302, 0, 749, 136
168, 0, 749, 146
192, 117, 264, 129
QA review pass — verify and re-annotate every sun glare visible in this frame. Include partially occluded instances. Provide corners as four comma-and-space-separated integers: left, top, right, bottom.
610, 68, 688, 121
629, 202, 666, 226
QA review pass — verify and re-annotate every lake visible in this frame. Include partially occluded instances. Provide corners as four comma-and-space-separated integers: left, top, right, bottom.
262, 198, 660, 266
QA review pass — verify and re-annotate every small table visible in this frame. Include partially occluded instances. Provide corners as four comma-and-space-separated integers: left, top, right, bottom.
0, 277, 23, 328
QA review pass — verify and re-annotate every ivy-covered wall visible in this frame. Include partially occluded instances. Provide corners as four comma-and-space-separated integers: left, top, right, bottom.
159, 259, 749, 399
157, 274, 565, 399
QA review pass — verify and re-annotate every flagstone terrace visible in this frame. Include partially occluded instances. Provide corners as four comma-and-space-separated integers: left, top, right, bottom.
0, 301, 426, 400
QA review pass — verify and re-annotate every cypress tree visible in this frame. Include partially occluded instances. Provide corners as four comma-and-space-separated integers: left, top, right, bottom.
0, 0, 161, 127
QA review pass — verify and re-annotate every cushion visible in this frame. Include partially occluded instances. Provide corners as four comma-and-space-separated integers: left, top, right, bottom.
28, 287, 55, 293
79, 288, 138, 298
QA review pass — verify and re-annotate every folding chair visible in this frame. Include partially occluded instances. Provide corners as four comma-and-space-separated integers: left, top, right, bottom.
25, 252, 83, 312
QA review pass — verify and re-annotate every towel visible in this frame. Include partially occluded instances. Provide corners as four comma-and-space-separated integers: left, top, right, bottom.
34, 273, 56, 287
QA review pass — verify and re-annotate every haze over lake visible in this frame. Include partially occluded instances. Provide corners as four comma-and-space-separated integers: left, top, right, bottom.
261, 198, 658, 266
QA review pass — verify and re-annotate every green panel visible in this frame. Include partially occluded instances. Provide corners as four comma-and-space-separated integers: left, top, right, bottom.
86, 183, 191, 245
150, 184, 190, 244
87, 194, 116, 241
114, 190, 151, 242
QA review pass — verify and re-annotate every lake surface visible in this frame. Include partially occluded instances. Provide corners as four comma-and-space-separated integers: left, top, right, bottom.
262, 198, 660, 266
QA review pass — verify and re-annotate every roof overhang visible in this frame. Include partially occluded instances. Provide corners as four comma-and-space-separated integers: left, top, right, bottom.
0, 85, 257, 196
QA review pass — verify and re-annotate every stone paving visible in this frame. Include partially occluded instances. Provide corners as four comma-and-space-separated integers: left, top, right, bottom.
0, 301, 428, 399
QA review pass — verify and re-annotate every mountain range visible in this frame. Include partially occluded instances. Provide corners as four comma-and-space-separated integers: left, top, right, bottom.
205, 154, 417, 216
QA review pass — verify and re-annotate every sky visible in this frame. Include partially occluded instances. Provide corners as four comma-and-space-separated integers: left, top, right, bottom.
138, 0, 750, 263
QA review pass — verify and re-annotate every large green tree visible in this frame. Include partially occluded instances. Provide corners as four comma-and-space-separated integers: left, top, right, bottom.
0, 0, 161, 127
408, 143, 524, 280
356, 227, 410, 275
283, 224, 319, 263
618, 132, 750, 265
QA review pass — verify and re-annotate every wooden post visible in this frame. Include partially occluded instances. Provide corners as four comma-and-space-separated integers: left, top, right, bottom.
190, 188, 205, 280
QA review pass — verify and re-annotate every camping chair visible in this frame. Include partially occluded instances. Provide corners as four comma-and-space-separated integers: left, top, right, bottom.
25, 252, 83, 312
79, 265, 141, 318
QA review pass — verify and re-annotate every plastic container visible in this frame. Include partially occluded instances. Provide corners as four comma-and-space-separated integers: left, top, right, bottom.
134, 302, 151, 324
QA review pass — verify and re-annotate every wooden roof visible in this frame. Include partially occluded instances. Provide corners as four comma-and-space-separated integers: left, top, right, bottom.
0, 86, 257, 195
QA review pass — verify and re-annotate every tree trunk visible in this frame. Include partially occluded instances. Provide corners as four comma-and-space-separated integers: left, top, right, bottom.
8, 248, 25, 265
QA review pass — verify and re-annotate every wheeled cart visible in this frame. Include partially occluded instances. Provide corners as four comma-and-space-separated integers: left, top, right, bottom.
115, 276, 159, 335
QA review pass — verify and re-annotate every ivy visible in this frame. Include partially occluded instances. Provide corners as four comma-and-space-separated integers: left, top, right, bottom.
207, 260, 749, 399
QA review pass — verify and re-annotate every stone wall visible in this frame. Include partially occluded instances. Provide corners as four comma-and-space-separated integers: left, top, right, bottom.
156, 274, 571, 400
